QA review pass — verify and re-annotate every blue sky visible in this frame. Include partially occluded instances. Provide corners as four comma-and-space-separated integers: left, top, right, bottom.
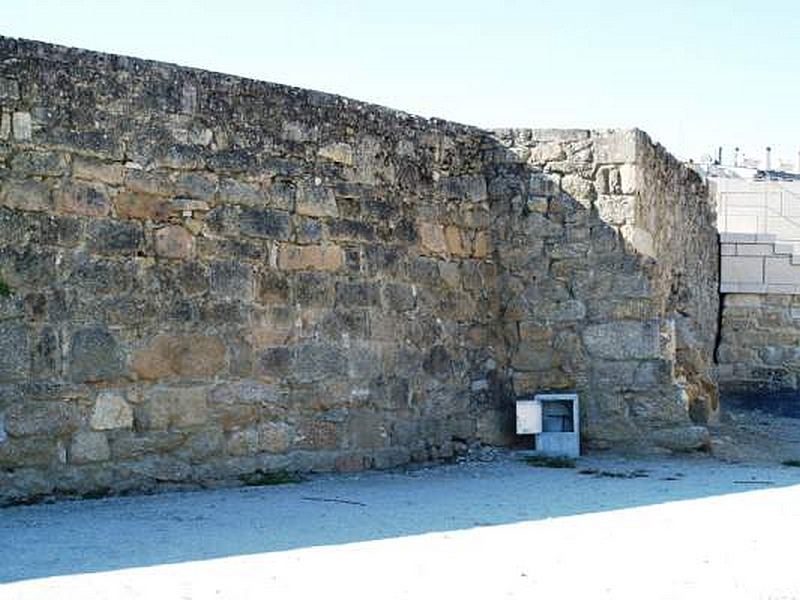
3, 0, 799, 164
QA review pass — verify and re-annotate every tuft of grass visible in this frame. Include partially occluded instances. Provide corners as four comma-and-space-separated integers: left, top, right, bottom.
240, 469, 304, 486
0, 278, 12, 298
522, 455, 576, 469
782, 459, 800, 467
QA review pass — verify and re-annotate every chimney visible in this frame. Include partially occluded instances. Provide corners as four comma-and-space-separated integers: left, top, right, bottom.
734, 147, 740, 167
766, 146, 772, 170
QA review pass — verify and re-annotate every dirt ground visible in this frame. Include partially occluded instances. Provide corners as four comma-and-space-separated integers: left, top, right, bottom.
2, 402, 800, 599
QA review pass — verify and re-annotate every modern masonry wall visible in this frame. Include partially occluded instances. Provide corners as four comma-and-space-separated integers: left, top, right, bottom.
0, 36, 719, 503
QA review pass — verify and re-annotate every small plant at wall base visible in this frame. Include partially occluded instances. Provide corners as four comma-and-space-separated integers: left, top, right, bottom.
0, 277, 12, 297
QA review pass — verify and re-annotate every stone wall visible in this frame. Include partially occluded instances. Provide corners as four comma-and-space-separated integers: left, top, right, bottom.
490, 129, 718, 448
0, 36, 719, 503
718, 294, 800, 392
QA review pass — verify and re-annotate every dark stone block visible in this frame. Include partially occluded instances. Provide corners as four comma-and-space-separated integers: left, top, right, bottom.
66, 254, 135, 294
291, 344, 348, 383
335, 281, 380, 307
86, 219, 144, 255
31, 214, 84, 247
31, 325, 60, 377
68, 326, 123, 382
258, 270, 290, 305
209, 259, 253, 299
256, 346, 292, 379
292, 272, 333, 307
328, 219, 375, 241
239, 207, 291, 240
383, 282, 416, 312
423, 345, 452, 378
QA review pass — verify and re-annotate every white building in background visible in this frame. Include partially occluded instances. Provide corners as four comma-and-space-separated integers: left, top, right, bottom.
703, 150, 800, 294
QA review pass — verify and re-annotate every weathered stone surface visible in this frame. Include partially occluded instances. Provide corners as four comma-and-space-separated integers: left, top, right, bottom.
90, 391, 134, 430
115, 191, 171, 221
239, 207, 291, 240
5, 401, 80, 437
86, 219, 144, 255
69, 327, 124, 383
277, 243, 343, 271
297, 181, 338, 217
1, 178, 52, 212
131, 334, 226, 380
72, 156, 124, 185
0, 321, 29, 381
11, 151, 67, 176
583, 321, 661, 360
418, 222, 447, 255
55, 182, 110, 216
318, 142, 354, 166
138, 386, 209, 430
155, 225, 194, 259
70, 431, 110, 463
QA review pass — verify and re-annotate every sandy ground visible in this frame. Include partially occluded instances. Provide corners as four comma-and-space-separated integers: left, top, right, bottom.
2, 444, 800, 599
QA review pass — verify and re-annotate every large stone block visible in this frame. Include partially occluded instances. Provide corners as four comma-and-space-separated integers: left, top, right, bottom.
70, 431, 110, 463
0, 178, 52, 212
55, 182, 110, 217
5, 401, 80, 437
90, 391, 134, 430
139, 386, 209, 430
239, 207, 291, 240
277, 243, 344, 271
155, 225, 194, 259
10, 151, 67, 177
72, 156, 124, 185
131, 334, 227, 380
86, 219, 144, 255
115, 191, 171, 221
0, 321, 29, 381
583, 321, 661, 360
69, 327, 124, 382
296, 181, 338, 217
292, 344, 348, 383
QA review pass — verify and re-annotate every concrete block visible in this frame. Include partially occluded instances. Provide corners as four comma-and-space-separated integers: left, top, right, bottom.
736, 243, 773, 256
765, 256, 800, 285
721, 256, 764, 285
720, 232, 757, 243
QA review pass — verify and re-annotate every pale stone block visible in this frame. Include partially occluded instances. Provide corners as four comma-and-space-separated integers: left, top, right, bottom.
764, 256, 800, 285
12, 112, 32, 140
317, 142, 354, 166
721, 243, 736, 256
624, 226, 655, 258
418, 222, 447, 254
593, 129, 642, 164
0, 111, 10, 140
91, 392, 133, 430
774, 242, 793, 255
72, 156, 124, 185
721, 256, 764, 284
765, 283, 800, 294
735, 243, 773, 256
619, 164, 637, 194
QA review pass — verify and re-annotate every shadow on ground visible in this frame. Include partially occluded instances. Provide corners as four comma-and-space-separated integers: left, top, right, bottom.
3, 447, 800, 584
